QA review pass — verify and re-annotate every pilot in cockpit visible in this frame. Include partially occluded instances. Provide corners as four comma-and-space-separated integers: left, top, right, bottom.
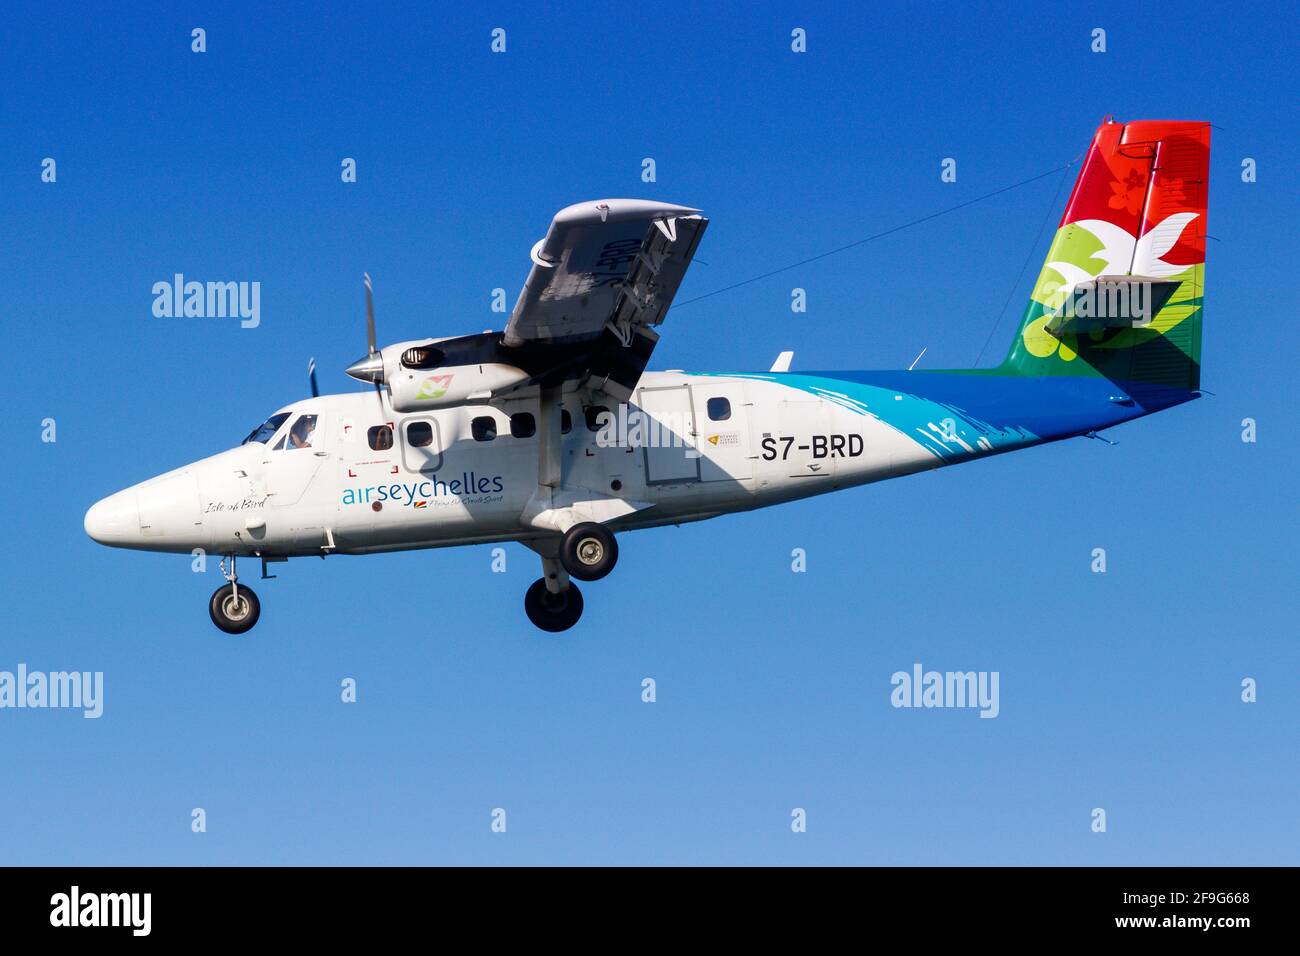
288, 415, 317, 449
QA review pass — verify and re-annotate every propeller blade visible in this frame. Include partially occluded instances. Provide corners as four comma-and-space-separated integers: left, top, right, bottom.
364, 272, 376, 355
346, 273, 386, 386
308, 356, 319, 397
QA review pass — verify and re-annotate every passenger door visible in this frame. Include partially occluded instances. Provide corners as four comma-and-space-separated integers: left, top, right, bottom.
334, 417, 401, 542
637, 385, 700, 484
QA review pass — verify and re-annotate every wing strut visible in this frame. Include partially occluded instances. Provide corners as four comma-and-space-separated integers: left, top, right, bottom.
538, 384, 563, 491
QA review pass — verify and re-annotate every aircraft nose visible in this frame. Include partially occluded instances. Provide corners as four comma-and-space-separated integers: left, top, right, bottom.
84, 489, 140, 546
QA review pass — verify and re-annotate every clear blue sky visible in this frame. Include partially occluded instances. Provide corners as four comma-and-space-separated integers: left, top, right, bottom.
2, 1, 1295, 865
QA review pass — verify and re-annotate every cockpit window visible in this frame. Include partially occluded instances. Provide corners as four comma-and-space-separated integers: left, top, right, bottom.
276, 414, 318, 450
401, 346, 446, 370
241, 413, 290, 445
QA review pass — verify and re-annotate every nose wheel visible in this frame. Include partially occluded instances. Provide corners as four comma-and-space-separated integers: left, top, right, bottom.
209, 583, 260, 634
210, 555, 261, 634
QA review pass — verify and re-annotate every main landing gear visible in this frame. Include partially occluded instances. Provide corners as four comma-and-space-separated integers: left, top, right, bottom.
559, 522, 619, 581
524, 578, 584, 632
524, 523, 619, 632
209, 555, 260, 635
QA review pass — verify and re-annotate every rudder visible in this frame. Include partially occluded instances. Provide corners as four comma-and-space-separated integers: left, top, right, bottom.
1000, 118, 1210, 391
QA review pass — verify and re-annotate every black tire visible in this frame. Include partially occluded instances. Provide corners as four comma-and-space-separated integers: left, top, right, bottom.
209, 583, 261, 635
559, 522, 618, 582
523, 578, 583, 633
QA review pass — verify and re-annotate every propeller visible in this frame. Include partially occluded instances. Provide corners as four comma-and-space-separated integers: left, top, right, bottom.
364, 272, 376, 356
345, 274, 387, 413
346, 273, 386, 386
308, 356, 319, 397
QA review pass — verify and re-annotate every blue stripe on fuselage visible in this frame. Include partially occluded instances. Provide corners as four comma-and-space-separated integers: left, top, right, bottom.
714, 370, 1198, 461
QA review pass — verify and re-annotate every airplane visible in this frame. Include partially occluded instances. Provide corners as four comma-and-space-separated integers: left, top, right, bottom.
85, 117, 1212, 634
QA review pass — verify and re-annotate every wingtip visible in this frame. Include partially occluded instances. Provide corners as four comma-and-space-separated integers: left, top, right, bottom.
553, 198, 701, 224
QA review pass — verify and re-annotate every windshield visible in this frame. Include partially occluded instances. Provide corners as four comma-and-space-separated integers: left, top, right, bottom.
241, 412, 290, 445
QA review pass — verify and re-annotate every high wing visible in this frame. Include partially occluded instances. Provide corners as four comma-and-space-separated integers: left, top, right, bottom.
503, 199, 708, 371
351, 201, 706, 413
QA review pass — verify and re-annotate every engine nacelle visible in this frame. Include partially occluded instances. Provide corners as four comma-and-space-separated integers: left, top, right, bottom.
379, 334, 532, 412
388, 360, 531, 411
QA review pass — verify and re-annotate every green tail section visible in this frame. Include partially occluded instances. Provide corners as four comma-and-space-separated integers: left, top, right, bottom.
999, 119, 1210, 390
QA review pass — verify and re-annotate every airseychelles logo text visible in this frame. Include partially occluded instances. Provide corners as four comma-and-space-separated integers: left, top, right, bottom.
342, 472, 504, 507
890, 663, 999, 718
0, 664, 103, 719
151, 274, 260, 328
50, 886, 150, 936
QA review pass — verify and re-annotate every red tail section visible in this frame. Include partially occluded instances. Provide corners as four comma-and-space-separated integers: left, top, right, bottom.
1001, 117, 1211, 389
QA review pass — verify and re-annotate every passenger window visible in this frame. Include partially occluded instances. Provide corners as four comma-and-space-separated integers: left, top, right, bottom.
284, 414, 318, 449
707, 397, 731, 422
585, 405, 610, 432
511, 413, 536, 439
561, 409, 572, 434
406, 421, 434, 448
368, 425, 393, 451
471, 416, 497, 442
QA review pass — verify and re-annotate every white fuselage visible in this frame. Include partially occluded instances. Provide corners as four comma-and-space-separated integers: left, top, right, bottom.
84, 371, 950, 558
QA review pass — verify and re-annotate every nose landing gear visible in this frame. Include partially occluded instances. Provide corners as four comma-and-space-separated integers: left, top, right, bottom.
209, 556, 261, 635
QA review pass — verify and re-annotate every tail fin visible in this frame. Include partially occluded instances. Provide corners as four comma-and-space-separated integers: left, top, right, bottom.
1000, 118, 1210, 390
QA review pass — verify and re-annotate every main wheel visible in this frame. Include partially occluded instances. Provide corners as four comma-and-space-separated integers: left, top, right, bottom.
559, 522, 618, 582
523, 578, 584, 632
209, 583, 261, 634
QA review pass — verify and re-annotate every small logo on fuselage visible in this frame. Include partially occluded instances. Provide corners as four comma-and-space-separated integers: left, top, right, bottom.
416, 374, 454, 400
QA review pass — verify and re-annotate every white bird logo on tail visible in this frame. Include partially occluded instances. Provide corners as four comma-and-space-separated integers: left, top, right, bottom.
1044, 212, 1199, 297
